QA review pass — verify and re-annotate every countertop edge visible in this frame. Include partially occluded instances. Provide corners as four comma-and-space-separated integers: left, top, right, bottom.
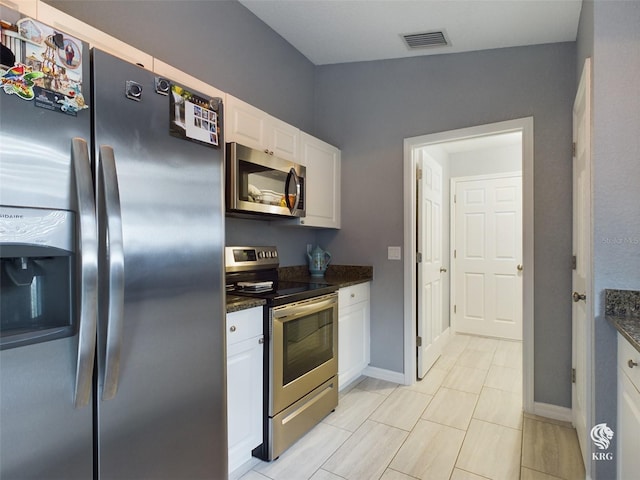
226, 296, 266, 314
607, 315, 640, 354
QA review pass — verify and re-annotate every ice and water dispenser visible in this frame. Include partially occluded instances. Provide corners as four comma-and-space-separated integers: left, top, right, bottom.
0, 206, 76, 349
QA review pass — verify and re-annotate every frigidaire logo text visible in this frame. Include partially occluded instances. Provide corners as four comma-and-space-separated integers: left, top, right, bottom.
0, 214, 24, 219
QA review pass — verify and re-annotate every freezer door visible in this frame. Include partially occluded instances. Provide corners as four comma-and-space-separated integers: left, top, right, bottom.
0, 17, 94, 478
92, 49, 227, 479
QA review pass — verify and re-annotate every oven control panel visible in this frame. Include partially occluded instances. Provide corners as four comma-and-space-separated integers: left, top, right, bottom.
225, 246, 279, 272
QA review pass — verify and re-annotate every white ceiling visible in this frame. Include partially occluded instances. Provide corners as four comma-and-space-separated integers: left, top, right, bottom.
239, 0, 583, 66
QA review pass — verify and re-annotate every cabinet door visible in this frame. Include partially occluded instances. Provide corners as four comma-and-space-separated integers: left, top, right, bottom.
338, 284, 370, 390
225, 95, 299, 161
618, 368, 640, 478
268, 116, 299, 161
227, 335, 263, 473
225, 95, 266, 151
299, 132, 341, 228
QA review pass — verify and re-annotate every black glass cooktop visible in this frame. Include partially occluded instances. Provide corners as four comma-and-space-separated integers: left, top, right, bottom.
228, 279, 337, 306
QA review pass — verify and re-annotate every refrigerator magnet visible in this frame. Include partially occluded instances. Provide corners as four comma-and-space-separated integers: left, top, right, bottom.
2, 17, 88, 112
1, 64, 44, 100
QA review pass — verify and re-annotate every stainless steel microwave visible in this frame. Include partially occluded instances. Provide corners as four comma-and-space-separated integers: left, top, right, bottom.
226, 142, 305, 218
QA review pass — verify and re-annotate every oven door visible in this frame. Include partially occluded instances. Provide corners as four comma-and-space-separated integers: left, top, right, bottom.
270, 293, 337, 415
227, 142, 305, 218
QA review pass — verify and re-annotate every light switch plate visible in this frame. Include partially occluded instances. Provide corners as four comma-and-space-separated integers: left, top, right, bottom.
388, 246, 402, 260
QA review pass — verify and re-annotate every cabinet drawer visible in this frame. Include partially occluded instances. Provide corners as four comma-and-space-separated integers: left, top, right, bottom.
227, 307, 263, 346
618, 334, 640, 392
339, 282, 370, 309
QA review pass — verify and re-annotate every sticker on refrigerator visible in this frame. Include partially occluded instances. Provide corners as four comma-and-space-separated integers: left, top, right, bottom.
169, 83, 220, 148
0, 16, 88, 112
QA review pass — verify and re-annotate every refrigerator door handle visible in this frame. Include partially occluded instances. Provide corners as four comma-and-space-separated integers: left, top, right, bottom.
71, 138, 98, 409
98, 145, 125, 401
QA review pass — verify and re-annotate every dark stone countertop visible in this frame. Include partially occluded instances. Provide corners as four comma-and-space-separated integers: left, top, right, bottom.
278, 264, 373, 288
225, 295, 266, 314
605, 289, 640, 353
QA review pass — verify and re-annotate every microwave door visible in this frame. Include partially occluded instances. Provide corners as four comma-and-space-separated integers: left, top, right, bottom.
285, 168, 301, 214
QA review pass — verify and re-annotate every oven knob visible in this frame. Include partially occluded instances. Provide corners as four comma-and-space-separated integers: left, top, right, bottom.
258, 251, 264, 259
273, 251, 278, 257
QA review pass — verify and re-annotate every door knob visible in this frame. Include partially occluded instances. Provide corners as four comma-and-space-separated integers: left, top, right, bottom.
572, 292, 587, 302
517, 264, 524, 271
440, 267, 447, 273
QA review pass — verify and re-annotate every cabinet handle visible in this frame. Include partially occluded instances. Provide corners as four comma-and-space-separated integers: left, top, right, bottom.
259, 337, 264, 345
629, 359, 638, 369
229, 325, 236, 332
351, 293, 355, 298
264, 149, 269, 154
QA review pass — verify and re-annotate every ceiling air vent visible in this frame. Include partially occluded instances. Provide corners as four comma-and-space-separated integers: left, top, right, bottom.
402, 30, 449, 50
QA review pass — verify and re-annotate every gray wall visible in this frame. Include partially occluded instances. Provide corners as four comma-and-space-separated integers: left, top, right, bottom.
45, 0, 321, 264
315, 43, 576, 407
577, 2, 640, 478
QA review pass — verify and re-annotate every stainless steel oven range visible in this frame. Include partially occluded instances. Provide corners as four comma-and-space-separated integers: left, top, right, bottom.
225, 246, 338, 461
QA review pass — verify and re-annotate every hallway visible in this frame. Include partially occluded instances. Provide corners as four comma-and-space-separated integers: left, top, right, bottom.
232, 334, 585, 480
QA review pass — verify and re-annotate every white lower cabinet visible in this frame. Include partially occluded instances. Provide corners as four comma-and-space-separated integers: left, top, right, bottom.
227, 307, 263, 474
617, 334, 640, 478
338, 282, 370, 391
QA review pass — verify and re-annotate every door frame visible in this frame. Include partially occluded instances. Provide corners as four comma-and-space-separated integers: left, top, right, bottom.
403, 117, 534, 414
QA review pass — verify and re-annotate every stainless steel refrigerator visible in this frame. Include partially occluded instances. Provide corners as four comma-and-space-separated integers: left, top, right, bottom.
0, 9, 227, 479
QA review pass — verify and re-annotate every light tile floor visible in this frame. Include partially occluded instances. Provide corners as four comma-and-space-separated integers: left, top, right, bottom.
231, 334, 585, 480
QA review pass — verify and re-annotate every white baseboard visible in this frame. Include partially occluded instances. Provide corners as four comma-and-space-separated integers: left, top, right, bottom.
531, 401, 573, 424
362, 366, 406, 385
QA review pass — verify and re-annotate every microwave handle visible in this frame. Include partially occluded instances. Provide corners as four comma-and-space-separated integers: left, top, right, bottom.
285, 168, 301, 214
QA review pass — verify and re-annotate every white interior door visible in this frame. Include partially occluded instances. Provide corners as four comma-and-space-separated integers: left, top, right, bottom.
572, 57, 592, 472
417, 151, 445, 378
453, 174, 523, 340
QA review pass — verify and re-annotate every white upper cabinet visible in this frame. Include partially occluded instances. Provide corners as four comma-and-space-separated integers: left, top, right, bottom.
36, 1, 153, 69
296, 132, 341, 229
225, 94, 299, 162
1, 0, 37, 17
153, 59, 224, 99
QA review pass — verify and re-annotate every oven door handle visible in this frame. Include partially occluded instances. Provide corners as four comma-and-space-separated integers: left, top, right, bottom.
274, 294, 337, 323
